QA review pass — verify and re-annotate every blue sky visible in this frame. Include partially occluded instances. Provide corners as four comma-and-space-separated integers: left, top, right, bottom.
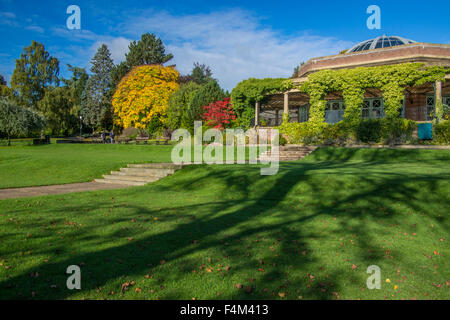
1, 0, 449, 90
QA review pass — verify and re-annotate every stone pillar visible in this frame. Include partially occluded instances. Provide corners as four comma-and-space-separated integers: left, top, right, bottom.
255, 101, 260, 127
435, 80, 443, 121
283, 92, 289, 123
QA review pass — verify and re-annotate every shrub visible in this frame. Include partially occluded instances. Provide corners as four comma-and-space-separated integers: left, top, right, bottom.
381, 118, 416, 145
323, 121, 352, 145
356, 119, 383, 143
184, 80, 226, 133
202, 97, 236, 130
112, 65, 179, 130
279, 122, 326, 145
434, 121, 450, 144
167, 81, 200, 130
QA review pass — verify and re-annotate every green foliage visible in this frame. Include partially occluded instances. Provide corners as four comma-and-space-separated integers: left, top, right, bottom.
37, 86, 78, 136
299, 63, 448, 125
81, 44, 114, 130
126, 33, 173, 67
357, 119, 383, 143
278, 132, 287, 146
382, 118, 416, 145
281, 118, 416, 145
190, 63, 213, 85
433, 121, 450, 144
110, 33, 174, 93
0, 74, 6, 86
279, 121, 327, 145
11, 41, 60, 109
167, 81, 201, 130
0, 84, 13, 99
230, 77, 294, 128
323, 121, 351, 144
184, 80, 226, 133
0, 97, 45, 145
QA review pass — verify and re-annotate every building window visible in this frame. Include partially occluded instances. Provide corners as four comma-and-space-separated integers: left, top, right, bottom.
362, 98, 384, 119
444, 96, 450, 106
325, 100, 345, 124
298, 105, 309, 123
426, 96, 435, 121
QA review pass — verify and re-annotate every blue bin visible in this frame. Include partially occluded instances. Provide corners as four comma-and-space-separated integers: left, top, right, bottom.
418, 123, 432, 140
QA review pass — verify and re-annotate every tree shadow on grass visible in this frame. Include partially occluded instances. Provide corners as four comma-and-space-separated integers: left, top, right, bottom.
0, 149, 448, 300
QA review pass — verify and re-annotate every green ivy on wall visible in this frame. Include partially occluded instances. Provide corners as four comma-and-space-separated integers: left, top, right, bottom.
230, 78, 293, 128
298, 63, 448, 125
230, 63, 448, 129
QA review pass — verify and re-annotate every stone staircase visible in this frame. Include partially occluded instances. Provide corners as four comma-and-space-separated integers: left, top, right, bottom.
95, 163, 183, 186
258, 145, 317, 162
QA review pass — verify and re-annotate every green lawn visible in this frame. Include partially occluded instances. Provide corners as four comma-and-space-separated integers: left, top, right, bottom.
0, 143, 262, 189
0, 148, 448, 300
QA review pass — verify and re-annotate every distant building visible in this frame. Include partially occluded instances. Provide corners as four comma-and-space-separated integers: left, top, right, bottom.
256, 36, 450, 126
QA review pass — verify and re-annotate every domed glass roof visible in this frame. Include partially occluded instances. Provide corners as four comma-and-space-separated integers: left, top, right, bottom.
347, 35, 416, 53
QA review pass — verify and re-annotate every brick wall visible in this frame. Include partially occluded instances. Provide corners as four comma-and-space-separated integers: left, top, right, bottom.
298, 43, 450, 77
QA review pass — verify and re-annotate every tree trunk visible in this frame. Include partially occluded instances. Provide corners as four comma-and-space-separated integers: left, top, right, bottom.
7, 134, 11, 146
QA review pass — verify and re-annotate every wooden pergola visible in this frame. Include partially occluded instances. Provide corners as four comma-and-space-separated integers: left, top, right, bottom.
254, 74, 450, 126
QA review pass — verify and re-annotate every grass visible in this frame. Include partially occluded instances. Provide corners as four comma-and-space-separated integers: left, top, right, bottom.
0, 147, 448, 300
0, 143, 262, 189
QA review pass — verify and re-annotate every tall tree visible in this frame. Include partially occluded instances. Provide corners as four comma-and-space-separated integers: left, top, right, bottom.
183, 79, 226, 133
190, 63, 213, 85
0, 74, 13, 99
126, 33, 173, 66
63, 65, 88, 118
11, 41, 59, 109
0, 97, 46, 146
81, 44, 114, 130
37, 86, 77, 136
110, 33, 173, 92
178, 63, 214, 85
167, 81, 201, 130
112, 65, 179, 130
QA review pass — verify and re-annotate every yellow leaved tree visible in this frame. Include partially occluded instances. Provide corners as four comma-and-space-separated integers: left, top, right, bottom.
112, 65, 179, 129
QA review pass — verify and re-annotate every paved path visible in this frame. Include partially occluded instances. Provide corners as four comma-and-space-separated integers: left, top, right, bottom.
0, 182, 127, 200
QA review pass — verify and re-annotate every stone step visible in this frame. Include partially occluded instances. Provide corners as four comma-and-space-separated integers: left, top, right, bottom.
260, 152, 311, 156
102, 174, 160, 183
94, 178, 147, 186
110, 171, 169, 179
118, 167, 176, 176
128, 163, 183, 169
279, 146, 317, 151
259, 156, 306, 161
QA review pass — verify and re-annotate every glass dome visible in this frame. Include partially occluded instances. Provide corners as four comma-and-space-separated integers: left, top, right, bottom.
347, 35, 416, 53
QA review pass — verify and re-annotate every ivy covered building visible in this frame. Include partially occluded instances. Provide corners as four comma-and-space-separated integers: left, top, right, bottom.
253, 36, 450, 126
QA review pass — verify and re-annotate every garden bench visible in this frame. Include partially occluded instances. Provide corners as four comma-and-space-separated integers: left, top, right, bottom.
117, 137, 130, 144
155, 138, 170, 145
136, 137, 150, 144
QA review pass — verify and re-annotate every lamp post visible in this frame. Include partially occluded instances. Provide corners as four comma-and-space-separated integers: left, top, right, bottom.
79, 115, 82, 138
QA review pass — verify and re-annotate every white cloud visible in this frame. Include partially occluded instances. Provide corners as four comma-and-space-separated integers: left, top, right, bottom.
25, 25, 45, 34
118, 9, 354, 90
90, 37, 131, 64
0, 11, 15, 19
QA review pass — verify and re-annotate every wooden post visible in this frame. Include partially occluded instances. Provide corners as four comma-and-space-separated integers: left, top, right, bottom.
435, 80, 443, 121
283, 92, 289, 122
255, 101, 260, 127
275, 109, 279, 126
298, 107, 301, 122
